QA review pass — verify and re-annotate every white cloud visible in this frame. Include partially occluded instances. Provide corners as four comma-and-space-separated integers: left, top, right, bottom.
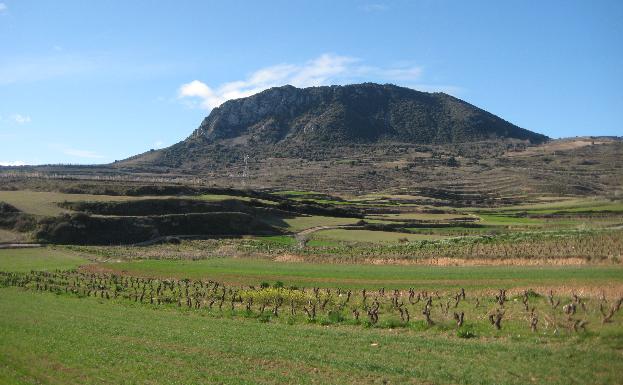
11, 114, 31, 124
153, 140, 164, 148
178, 53, 423, 110
0, 3, 7, 13
0, 161, 26, 166
361, 3, 388, 12
63, 148, 105, 159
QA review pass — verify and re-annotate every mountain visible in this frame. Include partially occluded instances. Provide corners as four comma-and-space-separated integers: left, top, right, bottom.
114, 83, 583, 196
189, 83, 546, 145
120, 83, 547, 170
3, 84, 621, 201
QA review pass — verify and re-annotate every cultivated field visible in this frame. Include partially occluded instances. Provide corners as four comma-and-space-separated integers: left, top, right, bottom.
0, 177, 622, 384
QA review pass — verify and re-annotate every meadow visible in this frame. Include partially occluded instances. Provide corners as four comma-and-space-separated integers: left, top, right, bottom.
96, 257, 623, 291
0, 248, 88, 272
2, 287, 622, 385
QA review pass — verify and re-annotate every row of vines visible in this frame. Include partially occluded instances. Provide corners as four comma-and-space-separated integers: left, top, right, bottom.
1, 269, 621, 337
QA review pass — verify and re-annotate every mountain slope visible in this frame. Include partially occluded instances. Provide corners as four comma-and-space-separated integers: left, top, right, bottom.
189, 83, 546, 145
120, 83, 547, 170
114, 83, 570, 196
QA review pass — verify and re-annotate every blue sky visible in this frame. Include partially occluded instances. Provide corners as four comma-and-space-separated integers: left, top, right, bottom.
0, 0, 621, 165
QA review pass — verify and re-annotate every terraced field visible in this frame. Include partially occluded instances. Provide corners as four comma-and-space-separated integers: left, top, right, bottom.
0, 190, 148, 216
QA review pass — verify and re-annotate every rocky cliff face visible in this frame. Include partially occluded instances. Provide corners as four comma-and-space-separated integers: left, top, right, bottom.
188, 83, 548, 145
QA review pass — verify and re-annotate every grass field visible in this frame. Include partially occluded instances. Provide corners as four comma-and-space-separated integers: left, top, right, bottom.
0, 191, 148, 216
311, 229, 449, 243
198, 193, 277, 205
473, 198, 623, 215
0, 190, 275, 217
0, 248, 88, 272
1, 288, 621, 385
279, 215, 360, 232
97, 257, 623, 291
367, 212, 469, 221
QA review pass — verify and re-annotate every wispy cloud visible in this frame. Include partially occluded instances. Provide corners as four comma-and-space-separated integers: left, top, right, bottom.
0, 53, 99, 85
63, 148, 105, 159
0, 52, 186, 86
0, 161, 26, 167
360, 3, 388, 12
178, 53, 424, 110
0, 3, 7, 13
11, 114, 31, 124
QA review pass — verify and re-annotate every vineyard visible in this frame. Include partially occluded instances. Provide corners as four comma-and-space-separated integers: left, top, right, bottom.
67, 228, 623, 265
2, 269, 622, 337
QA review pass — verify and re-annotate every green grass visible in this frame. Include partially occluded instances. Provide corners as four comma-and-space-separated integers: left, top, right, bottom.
1, 288, 621, 385
254, 235, 298, 246
367, 212, 468, 221
311, 229, 449, 243
280, 215, 360, 232
474, 198, 623, 215
273, 190, 321, 196
477, 214, 546, 226
0, 248, 88, 272
0, 191, 149, 216
102, 258, 623, 289
406, 226, 500, 235
197, 194, 276, 205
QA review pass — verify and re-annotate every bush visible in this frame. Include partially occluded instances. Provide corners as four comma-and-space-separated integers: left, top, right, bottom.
0, 202, 36, 232
457, 329, 476, 339
327, 310, 344, 324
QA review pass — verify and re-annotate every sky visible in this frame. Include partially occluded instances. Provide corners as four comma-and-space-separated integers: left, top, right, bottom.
0, 0, 621, 166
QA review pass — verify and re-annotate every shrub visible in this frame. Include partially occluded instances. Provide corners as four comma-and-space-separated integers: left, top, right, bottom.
457, 329, 477, 339
327, 310, 344, 323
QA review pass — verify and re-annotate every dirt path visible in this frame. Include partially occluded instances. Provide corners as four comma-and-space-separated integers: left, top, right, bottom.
0, 243, 43, 249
